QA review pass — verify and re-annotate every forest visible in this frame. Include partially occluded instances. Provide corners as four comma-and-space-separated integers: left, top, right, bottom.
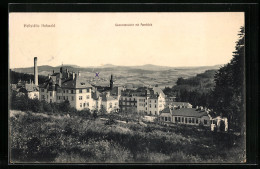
163, 27, 245, 133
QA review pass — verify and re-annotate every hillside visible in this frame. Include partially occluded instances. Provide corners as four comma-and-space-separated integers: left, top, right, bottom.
163, 69, 217, 107
12, 64, 222, 88
10, 109, 244, 163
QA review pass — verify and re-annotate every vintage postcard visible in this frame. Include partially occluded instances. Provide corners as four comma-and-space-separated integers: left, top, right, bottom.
9, 12, 246, 163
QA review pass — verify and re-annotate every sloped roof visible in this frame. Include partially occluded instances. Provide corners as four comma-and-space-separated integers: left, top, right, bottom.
24, 83, 39, 92
92, 90, 101, 100
160, 107, 208, 118
161, 107, 172, 113
170, 102, 192, 107
153, 87, 165, 98
61, 77, 92, 89
172, 108, 208, 117
102, 95, 118, 102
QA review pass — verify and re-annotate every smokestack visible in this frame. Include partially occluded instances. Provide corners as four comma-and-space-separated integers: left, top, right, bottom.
34, 57, 38, 86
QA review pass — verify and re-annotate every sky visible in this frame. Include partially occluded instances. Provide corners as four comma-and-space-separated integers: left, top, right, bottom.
9, 12, 244, 68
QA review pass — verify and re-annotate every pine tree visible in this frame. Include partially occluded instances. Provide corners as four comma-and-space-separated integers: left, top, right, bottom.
212, 27, 245, 133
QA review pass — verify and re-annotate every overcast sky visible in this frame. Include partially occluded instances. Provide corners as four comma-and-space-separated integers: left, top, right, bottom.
9, 12, 244, 68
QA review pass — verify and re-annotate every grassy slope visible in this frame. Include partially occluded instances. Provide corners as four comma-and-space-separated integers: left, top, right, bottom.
10, 110, 245, 163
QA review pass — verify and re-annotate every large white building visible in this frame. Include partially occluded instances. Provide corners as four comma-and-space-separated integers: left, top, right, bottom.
39, 68, 95, 110
120, 87, 166, 116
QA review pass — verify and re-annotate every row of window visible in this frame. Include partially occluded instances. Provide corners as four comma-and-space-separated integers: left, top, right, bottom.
79, 102, 89, 108
79, 95, 90, 100
161, 116, 208, 125
122, 102, 135, 106
121, 97, 136, 101
41, 88, 90, 94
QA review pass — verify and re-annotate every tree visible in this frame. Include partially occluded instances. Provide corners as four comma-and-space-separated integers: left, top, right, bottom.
211, 27, 245, 133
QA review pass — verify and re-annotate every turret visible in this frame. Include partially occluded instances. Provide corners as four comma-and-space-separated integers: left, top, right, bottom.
110, 74, 113, 90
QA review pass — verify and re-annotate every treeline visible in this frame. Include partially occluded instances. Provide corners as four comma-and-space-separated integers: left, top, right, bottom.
10, 70, 48, 84
163, 69, 216, 106
164, 27, 245, 133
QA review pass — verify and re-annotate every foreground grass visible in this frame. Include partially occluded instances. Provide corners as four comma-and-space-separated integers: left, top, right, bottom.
10, 110, 245, 163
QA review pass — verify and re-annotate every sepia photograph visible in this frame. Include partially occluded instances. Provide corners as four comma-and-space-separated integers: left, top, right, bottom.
9, 12, 246, 163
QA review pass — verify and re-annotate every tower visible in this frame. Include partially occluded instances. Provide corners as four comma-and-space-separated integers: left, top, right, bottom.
34, 57, 38, 86
110, 74, 113, 90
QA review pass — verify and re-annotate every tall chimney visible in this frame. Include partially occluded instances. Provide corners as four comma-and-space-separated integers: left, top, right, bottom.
34, 57, 38, 86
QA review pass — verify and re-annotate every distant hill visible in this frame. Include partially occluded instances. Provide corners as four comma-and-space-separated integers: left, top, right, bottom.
12, 64, 223, 74
12, 64, 222, 89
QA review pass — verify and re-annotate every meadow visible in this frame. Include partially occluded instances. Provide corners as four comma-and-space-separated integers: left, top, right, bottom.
10, 109, 245, 163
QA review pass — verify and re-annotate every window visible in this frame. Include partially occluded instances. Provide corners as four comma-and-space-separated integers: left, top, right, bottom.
47, 95, 48, 99
161, 117, 164, 121
87, 102, 89, 106
155, 111, 157, 114
178, 117, 180, 122
79, 89, 82, 93
79, 96, 82, 100
50, 92, 52, 96
182, 117, 184, 123
168, 117, 171, 121
50, 99, 52, 103
71, 96, 74, 101
58, 96, 61, 100
134, 98, 135, 101
63, 90, 65, 93
41, 89, 44, 92
149, 104, 151, 108
42, 95, 45, 99
66, 96, 68, 100
149, 111, 151, 115
155, 100, 157, 103
165, 117, 167, 121
109, 103, 112, 108
185, 118, 187, 123
66, 90, 68, 93
189, 118, 192, 123
204, 119, 207, 125
63, 96, 65, 100
192, 118, 195, 123
155, 105, 157, 108
129, 98, 131, 101
80, 103, 82, 107
83, 103, 86, 107
87, 89, 90, 92
149, 100, 151, 103
196, 118, 199, 124
175, 117, 177, 122
86, 95, 90, 99
71, 90, 74, 94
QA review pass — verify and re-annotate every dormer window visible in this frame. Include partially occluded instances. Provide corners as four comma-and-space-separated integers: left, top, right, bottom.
81, 83, 85, 85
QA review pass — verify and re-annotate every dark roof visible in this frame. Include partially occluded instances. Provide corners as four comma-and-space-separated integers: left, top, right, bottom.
101, 95, 118, 101
160, 107, 208, 118
111, 86, 123, 96
161, 107, 171, 113
24, 83, 38, 92
51, 72, 60, 76
172, 108, 208, 117
92, 90, 101, 100
170, 102, 192, 107
62, 77, 92, 89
